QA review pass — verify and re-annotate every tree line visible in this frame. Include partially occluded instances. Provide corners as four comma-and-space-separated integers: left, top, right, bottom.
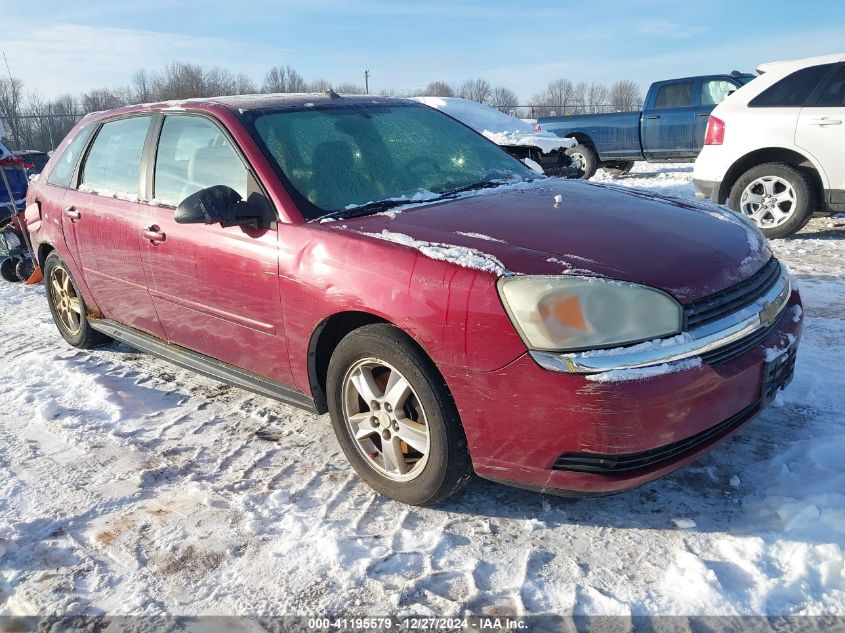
0, 61, 642, 151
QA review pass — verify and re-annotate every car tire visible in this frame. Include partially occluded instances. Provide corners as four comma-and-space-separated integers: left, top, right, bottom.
602, 161, 634, 176
728, 163, 815, 239
326, 323, 472, 506
565, 144, 599, 179
43, 252, 110, 348
1, 258, 20, 283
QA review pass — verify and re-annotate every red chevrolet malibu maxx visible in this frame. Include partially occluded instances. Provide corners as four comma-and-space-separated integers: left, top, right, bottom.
24, 93, 802, 505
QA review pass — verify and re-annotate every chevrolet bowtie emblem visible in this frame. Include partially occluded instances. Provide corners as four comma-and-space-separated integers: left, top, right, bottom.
759, 300, 777, 327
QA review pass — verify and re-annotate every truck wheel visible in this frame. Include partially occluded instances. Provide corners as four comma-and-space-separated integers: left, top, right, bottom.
326, 323, 472, 506
43, 252, 110, 348
728, 163, 815, 239
1, 258, 20, 283
565, 144, 599, 179
602, 161, 634, 176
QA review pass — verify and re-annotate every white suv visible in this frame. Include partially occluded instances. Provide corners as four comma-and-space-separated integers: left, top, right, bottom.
694, 53, 845, 238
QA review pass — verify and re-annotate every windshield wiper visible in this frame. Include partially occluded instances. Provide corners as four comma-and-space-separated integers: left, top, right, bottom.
434, 180, 505, 198
315, 198, 411, 222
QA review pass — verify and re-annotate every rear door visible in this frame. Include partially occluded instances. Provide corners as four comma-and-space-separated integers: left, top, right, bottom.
642, 80, 697, 160
61, 115, 165, 338
142, 113, 292, 385
795, 62, 845, 208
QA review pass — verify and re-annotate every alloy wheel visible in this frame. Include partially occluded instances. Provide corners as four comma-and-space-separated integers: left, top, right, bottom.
49, 265, 82, 336
341, 358, 431, 482
740, 176, 797, 228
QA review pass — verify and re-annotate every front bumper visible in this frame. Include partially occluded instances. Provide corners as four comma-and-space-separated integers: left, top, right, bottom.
443, 289, 803, 496
694, 178, 721, 203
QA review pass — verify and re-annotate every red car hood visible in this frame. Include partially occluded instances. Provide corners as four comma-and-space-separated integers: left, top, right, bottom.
339, 180, 771, 303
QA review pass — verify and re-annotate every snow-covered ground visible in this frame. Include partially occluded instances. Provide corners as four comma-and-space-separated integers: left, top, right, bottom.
1, 163, 844, 617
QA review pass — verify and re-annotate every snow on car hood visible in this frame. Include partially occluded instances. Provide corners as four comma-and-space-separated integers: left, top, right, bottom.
339, 180, 772, 304
413, 96, 575, 154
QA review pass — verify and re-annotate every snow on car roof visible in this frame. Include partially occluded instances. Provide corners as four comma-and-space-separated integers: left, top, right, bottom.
413, 96, 574, 154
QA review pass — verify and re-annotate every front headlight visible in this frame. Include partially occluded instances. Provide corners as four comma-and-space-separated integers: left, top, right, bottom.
498, 276, 683, 352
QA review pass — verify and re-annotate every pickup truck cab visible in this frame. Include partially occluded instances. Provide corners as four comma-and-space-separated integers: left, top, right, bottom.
539, 73, 756, 178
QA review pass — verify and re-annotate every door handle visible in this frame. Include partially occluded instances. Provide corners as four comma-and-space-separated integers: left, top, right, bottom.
646, 114, 660, 120
807, 117, 842, 126
142, 226, 166, 243
63, 207, 80, 221
696, 112, 710, 117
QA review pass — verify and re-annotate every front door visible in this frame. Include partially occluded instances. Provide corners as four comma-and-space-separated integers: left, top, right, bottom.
142, 114, 293, 385
795, 63, 845, 207
62, 115, 165, 338
642, 80, 697, 160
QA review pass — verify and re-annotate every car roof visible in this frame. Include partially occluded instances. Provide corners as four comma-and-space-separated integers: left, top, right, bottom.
82, 92, 416, 123
757, 52, 845, 75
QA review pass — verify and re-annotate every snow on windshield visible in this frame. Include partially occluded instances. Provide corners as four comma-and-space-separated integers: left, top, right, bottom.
413, 97, 575, 154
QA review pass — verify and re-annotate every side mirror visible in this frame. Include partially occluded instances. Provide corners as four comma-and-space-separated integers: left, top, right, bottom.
175, 185, 263, 228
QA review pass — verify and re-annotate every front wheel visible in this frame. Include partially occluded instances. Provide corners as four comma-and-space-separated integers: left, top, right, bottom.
565, 144, 599, 179
327, 324, 472, 506
728, 163, 815, 239
43, 252, 110, 348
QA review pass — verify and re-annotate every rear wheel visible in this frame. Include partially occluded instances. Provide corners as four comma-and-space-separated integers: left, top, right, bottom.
602, 161, 634, 176
327, 324, 472, 506
565, 144, 599, 179
728, 163, 815, 239
43, 252, 109, 348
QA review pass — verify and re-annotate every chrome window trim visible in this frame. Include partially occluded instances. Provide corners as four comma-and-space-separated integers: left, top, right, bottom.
531, 264, 792, 374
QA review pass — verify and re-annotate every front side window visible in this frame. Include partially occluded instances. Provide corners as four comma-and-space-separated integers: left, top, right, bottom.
249, 103, 533, 219
701, 80, 737, 106
47, 124, 95, 187
654, 82, 694, 108
80, 116, 151, 199
815, 65, 845, 107
154, 115, 248, 207
750, 64, 835, 107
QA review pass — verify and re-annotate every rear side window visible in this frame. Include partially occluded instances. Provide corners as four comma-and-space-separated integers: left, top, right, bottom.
153, 115, 248, 207
47, 125, 95, 187
80, 116, 152, 199
815, 65, 845, 107
750, 64, 835, 107
701, 80, 737, 106
654, 82, 694, 108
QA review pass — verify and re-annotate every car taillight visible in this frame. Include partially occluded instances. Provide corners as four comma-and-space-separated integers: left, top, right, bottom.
704, 116, 725, 145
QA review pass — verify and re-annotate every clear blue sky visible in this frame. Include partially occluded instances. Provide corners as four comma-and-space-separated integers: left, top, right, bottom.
5, 0, 844, 101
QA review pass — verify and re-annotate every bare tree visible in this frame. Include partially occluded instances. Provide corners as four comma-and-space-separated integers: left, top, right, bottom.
333, 83, 366, 94
307, 78, 332, 93
608, 80, 642, 111
262, 65, 307, 93
132, 69, 153, 103
80, 88, 126, 114
490, 86, 518, 112
0, 76, 24, 147
422, 81, 454, 97
531, 78, 575, 116
458, 78, 492, 104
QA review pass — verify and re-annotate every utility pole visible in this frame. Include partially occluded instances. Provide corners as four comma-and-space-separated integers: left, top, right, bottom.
364, 69, 370, 94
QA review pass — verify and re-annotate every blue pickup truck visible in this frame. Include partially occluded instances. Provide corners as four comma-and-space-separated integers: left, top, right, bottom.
539, 73, 756, 178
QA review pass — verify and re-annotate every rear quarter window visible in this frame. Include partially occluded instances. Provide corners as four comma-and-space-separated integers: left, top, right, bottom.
749, 63, 836, 107
47, 124, 96, 187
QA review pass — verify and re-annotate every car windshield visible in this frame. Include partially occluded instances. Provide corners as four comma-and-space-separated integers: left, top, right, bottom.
248, 102, 535, 220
